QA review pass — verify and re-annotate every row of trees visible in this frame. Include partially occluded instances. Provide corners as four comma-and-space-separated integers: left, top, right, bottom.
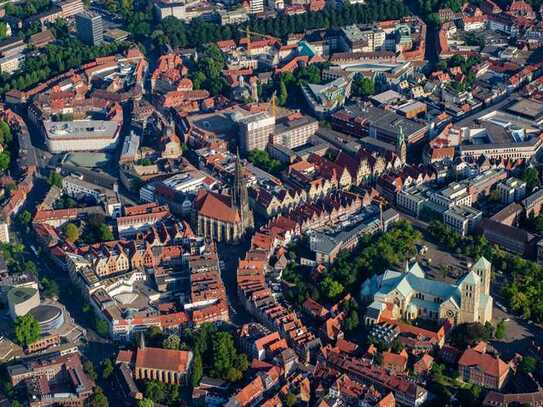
0, 37, 126, 94
284, 221, 421, 306
4, 0, 52, 18
120, 0, 409, 50
0, 121, 13, 173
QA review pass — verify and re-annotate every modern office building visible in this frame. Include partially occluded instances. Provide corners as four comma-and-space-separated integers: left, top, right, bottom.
75, 11, 104, 46
154, 0, 187, 20
271, 113, 319, 149
237, 112, 276, 153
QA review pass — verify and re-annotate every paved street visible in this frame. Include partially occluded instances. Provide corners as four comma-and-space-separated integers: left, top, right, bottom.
217, 241, 253, 327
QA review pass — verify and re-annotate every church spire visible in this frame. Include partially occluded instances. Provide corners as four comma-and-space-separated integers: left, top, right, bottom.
231, 149, 253, 235
232, 148, 243, 209
396, 125, 407, 164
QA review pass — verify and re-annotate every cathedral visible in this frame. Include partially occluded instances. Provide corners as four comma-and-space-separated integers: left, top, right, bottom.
361, 257, 493, 326
194, 153, 254, 243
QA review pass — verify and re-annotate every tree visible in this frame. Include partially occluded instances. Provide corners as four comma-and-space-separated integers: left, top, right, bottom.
520, 356, 537, 374
521, 167, 540, 191
145, 381, 167, 404
162, 334, 181, 350
191, 351, 203, 387
25, 260, 38, 276
101, 359, 114, 380
391, 338, 404, 353
246, 149, 284, 175
83, 360, 98, 381
0, 22, 7, 40
41, 277, 59, 298
209, 331, 248, 382
145, 326, 164, 346
137, 399, 154, 407
285, 392, 297, 407
98, 224, 114, 241
94, 317, 109, 338
319, 276, 344, 301
88, 386, 108, 407
344, 309, 359, 332
352, 75, 375, 97
48, 171, 63, 188
0, 152, 10, 172
449, 322, 493, 349
495, 320, 506, 340
18, 210, 32, 225
63, 223, 80, 243
88, 213, 106, 229
14, 314, 40, 347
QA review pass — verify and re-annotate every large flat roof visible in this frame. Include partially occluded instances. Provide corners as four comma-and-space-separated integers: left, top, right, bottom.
44, 120, 119, 140
505, 99, 543, 123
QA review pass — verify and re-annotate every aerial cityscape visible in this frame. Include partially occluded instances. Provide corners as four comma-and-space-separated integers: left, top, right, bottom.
1, 0, 543, 406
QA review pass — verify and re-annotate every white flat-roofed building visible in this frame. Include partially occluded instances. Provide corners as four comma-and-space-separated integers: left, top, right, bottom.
397, 184, 430, 217
0, 54, 25, 75
444, 205, 482, 237
120, 131, 140, 163
154, 0, 187, 20
44, 120, 121, 153
430, 182, 471, 209
272, 113, 319, 149
62, 176, 103, 201
59, 0, 85, 18
161, 171, 207, 193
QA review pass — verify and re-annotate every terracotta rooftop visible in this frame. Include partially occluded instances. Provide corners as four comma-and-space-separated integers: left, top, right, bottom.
458, 345, 509, 379
195, 189, 240, 223
135, 346, 192, 373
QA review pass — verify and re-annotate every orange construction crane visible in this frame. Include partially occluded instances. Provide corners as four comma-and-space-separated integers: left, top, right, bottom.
271, 91, 277, 117
240, 27, 279, 49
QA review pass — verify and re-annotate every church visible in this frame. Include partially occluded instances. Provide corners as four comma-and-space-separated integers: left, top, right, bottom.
361, 257, 493, 326
194, 153, 254, 243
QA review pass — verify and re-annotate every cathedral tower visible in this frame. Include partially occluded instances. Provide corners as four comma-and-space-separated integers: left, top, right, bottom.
459, 271, 481, 323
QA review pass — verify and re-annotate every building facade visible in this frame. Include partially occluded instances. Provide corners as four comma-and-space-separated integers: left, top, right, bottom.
75, 11, 104, 46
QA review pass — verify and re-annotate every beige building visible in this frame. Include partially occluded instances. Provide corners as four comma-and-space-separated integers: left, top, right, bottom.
237, 112, 276, 153
8, 287, 40, 320
362, 257, 493, 326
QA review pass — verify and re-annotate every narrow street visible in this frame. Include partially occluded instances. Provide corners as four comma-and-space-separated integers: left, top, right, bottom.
217, 241, 254, 327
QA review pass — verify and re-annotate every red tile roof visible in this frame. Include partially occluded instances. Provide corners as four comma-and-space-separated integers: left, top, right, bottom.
195, 189, 240, 223
458, 345, 509, 379
135, 346, 191, 373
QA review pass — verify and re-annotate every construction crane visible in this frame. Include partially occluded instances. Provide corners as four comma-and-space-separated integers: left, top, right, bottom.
270, 91, 277, 117
239, 27, 279, 49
